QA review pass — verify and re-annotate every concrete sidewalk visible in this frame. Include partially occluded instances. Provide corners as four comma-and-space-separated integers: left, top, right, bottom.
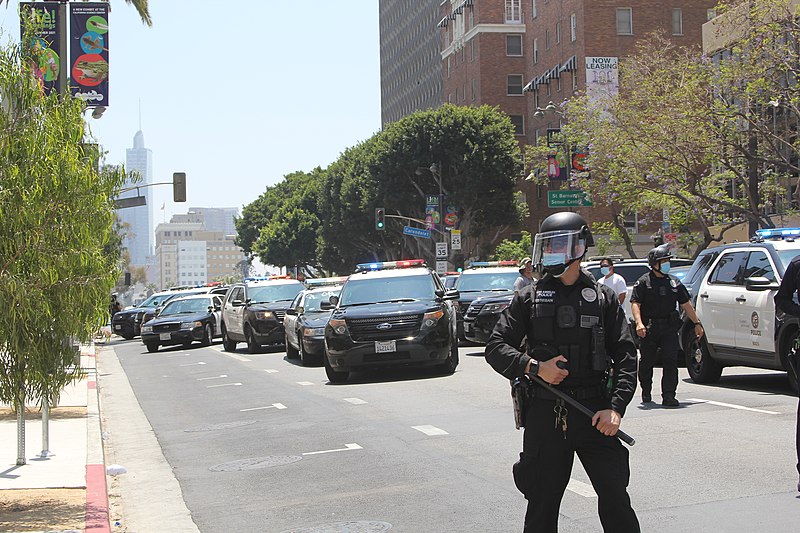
0, 343, 109, 532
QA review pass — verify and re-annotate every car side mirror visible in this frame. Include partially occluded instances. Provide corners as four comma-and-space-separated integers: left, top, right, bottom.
444, 289, 460, 300
329, 295, 339, 307
232, 299, 244, 307
320, 301, 333, 310
285, 308, 297, 316
745, 276, 780, 291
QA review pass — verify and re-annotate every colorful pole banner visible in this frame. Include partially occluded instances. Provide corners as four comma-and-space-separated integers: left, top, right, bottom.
70, 2, 109, 106
19, 2, 63, 95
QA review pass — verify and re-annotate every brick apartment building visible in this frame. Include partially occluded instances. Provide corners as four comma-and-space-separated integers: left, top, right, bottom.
433, 0, 719, 256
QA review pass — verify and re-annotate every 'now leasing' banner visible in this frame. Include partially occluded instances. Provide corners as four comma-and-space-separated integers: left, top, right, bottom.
19, 2, 63, 95
70, 2, 109, 106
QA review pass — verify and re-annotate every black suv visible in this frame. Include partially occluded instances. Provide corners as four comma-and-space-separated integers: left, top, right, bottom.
323, 260, 460, 383
111, 290, 177, 340
221, 278, 305, 353
453, 261, 519, 341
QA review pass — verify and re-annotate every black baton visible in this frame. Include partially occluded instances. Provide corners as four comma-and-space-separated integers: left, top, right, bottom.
528, 364, 635, 446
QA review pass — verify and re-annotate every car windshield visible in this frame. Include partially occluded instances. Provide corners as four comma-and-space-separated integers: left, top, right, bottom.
138, 293, 171, 308
160, 298, 212, 316
455, 271, 518, 292
248, 283, 303, 304
339, 275, 435, 306
303, 289, 341, 312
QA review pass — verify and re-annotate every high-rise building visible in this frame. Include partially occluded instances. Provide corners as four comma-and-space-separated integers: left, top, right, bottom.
187, 207, 240, 237
119, 129, 153, 268
379, 0, 442, 126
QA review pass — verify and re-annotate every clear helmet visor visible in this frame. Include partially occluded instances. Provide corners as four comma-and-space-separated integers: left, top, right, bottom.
532, 229, 588, 275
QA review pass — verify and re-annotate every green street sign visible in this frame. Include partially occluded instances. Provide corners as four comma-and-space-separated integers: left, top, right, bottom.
547, 190, 593, 208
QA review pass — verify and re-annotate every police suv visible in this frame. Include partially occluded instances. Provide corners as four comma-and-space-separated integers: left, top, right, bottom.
323, 260, 459, 383
687, 227, 800, 391
454, 261, 519, 341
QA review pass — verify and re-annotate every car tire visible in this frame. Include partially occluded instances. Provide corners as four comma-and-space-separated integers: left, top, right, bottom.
437, 328, 460, 375
222, 325, 237, 352
285, 333, 299, 359
324, 352, 348, 383
145, 342, 159, 353
245, 326, 260, 354
201, 324, 213, 346
299, 336, 315, 367
121, 334, 134, 341
685, 335, 722, 384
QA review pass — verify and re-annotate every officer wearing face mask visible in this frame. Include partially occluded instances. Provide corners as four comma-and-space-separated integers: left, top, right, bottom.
486, 212, 640, 533
630, 244, 703, 407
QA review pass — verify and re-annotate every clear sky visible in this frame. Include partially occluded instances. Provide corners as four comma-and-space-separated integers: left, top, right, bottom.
0, 0, 381, 223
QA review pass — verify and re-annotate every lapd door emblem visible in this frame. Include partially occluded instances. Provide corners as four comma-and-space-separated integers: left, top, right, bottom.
376, 323, 392, 330
751, 312, 759, 329
581, 288, 597, 302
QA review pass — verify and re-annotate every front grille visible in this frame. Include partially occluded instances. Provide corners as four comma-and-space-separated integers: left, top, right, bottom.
152, 322, 182, 333
465, 303, 485, 319
347, 313, 422, 342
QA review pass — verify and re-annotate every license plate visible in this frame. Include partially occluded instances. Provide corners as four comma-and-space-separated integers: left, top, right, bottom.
375, 340, 396, 353
114, 325, 121, 330
159, 333, 171, 341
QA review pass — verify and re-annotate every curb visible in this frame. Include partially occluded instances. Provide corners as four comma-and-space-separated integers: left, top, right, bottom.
83, 343, 110, 533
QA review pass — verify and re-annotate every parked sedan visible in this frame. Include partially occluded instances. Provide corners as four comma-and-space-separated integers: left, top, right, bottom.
140, 294, 223, 353
284, 285, 343, 366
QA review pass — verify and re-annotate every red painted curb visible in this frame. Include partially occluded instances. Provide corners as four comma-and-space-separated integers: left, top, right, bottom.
88, 380, 97, 389
85, 464, 110, 532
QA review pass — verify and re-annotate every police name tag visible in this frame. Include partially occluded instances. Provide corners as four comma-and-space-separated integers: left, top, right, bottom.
375, 340, 396, 353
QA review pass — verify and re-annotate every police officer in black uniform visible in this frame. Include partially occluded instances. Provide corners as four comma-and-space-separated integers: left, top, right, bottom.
630, 244, 704, 407
486, 212, 640, 533
773, 254, 800, 492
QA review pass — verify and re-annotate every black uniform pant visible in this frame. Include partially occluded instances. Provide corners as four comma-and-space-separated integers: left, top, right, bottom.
516, 398, 640, 533
638, 324, 680, 400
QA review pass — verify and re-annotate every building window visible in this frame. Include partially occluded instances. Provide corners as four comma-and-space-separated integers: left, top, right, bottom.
507, 74, 524, 95
556, 22, 561, 44
447, 56, 451, 78
556, 76, 561, 93
510, 115, 525, 136
164, 231, 171, 237
570, 13, 577, 41
672, 8, 683, 35
533, 38, 539, 64
545, 29, 550, 49
616, 8, 633, 35
572, 71, 578, 91
507, 34, 523, 56
623, 210, 638, 234
505, 0, 522, 23
532, 0, 537, 18
471, 39, 476, 61
472, 79, 477, 101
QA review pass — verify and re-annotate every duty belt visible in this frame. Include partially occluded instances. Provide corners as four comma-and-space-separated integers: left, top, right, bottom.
529, 385, 604, 401
646, 317, 673, 325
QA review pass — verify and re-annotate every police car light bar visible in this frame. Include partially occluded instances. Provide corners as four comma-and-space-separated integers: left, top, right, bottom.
355, 259, 426, 271
469, 261, 519, 268
754, 227, 800, 239
305, 276, 348, 287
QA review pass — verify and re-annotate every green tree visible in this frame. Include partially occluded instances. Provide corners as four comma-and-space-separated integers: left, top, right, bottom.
492, 231, 532, 262
0, 37, 125, 464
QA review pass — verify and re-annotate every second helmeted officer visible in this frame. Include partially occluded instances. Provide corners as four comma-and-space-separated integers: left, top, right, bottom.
486, 212, 640, 533
630, 244, 703, 407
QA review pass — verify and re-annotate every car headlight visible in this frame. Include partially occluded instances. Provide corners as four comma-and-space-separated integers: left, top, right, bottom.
303, 327, 326, 336
422, 309, 444, 327
329, 318, 347, 335
141, 325, 152, 333
481, 302, 509, 314
255, 311, 274, 320
181, 321, 202, 330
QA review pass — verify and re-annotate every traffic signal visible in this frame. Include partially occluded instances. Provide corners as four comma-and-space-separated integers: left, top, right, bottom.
173, 172, 187, 202
375, 207, 385, 231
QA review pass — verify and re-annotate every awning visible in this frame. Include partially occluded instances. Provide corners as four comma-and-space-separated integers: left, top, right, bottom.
437, 0, 474, 29
437, 16, 450, 28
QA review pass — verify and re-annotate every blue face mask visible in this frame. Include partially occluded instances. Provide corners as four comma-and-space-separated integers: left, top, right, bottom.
659, 261, 671, 274
600, 267, 611, 276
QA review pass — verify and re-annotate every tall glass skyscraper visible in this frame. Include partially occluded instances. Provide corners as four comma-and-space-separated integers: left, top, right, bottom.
119, 130, 153, 268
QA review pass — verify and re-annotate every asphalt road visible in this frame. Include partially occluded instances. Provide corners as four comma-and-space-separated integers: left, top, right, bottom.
106, 338, 800, 533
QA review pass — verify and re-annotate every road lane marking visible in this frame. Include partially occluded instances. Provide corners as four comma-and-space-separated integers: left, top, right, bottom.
167, 352, 194, 357
302, 443, 362, 456
264, 369, 279, 374
297, 381, 314, 386
207, 382, 242, 388
567, 479, 597, 498
687, 398, 780, 415
240, 403, 286, 412
412, 425, 449, 436
343, 398, 367, 405
197, 374, 228, 381
179, 361, 206, 367
218, 351, 251, 362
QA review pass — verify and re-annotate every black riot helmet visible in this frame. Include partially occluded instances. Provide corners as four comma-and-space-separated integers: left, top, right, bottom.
532, 212, 594, 277
647, 243, 673, 268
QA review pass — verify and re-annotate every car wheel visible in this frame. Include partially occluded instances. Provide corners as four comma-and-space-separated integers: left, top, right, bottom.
438, 333, 459, 375
145, 342, 159, 353
121, 334, 134, 341
222, 325, 237, 352
324, 352, 348, 383
299, 336, 315, 367
685, 335, 722, 384
285, 332, 299, 359
201, 324, 213, 346
245, 326, 260, 354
